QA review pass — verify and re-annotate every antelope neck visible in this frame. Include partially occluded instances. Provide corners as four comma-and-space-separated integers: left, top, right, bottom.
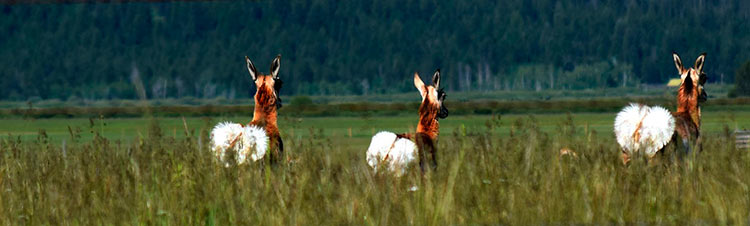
416, 100, 440, 139
250, 84, 278, 128
676, 86, 701, 127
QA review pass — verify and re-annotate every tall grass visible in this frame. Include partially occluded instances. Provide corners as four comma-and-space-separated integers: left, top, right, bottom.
1, 117, 748, 224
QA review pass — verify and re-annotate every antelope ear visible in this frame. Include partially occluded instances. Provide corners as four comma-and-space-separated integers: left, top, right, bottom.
432, 69, 441, 89
246, 56, 258, 81
672, 51, 684, 75
694, 52, 706, 72
270, 54, 281, 79
413, 72, 426, 98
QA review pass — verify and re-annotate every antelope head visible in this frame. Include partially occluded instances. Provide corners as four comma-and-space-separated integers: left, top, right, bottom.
414, 69, 449, 120
246, 55, 283, 110
672, 52, 707, 110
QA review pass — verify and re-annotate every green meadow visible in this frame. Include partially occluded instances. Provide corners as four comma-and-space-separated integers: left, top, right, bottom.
1, 109, 749, 145
1, 109, 750, 224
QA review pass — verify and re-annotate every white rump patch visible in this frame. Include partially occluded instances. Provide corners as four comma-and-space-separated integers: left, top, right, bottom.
614, 103, 675, 158
210, 122, 269, 166
366, 131, 417, 177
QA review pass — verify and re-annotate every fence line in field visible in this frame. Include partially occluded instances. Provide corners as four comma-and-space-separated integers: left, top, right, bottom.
736, 130, 750, 149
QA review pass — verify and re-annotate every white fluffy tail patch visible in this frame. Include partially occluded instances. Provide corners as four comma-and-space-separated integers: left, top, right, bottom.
210, 122, 269, 166
366, 131, 417, 177
614, 103, 675, 158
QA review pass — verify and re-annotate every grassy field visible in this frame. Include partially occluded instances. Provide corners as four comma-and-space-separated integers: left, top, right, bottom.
1, 110, 749, 224
1, 109, 749, 144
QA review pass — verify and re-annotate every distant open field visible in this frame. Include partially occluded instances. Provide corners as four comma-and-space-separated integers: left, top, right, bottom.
2, 109, 749, 145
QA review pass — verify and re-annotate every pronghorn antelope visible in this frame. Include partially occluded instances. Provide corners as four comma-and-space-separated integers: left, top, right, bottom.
211, 55, 284, 165
614, 52, 707, 164
670, 52, 707, 155
366, 70, 448, 175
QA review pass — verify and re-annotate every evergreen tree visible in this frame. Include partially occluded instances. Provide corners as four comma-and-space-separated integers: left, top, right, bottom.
0, 0, 748, 100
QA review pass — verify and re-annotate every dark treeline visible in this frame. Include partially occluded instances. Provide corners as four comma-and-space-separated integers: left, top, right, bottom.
1, 0, 749, 100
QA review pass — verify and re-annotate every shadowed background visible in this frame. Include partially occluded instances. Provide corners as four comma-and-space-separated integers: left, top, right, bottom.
1, 0, 749, 101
